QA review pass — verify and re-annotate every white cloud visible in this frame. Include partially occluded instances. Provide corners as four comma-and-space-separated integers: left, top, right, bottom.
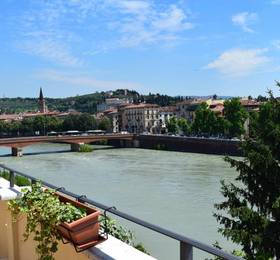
205, 48, 269, 77
37, 69, 143, 90
21, 38, 83, 67
271, 0, 280, 4
152, 5, 193, 32
114, 2, 193, 47
232, 12, 258, 33
272, 40, 280, 49
17, 1, 193, 64
112, 0, 151, 15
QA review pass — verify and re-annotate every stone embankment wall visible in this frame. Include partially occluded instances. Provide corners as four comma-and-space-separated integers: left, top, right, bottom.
108, 135, 242, 156
137, 135, 242, 156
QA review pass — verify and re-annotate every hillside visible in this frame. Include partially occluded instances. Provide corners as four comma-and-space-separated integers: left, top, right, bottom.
0, 89, 187, 114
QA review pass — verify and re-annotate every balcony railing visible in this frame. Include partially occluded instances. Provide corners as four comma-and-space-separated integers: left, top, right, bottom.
0, 164, 241, 260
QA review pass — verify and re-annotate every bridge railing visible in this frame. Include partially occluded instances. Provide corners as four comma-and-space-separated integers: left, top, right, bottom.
0, 164, 241, 260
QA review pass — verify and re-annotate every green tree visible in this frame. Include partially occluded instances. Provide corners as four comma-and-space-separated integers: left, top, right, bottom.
78, 113, 97, 131
166, 117, 178, 134
215, 86, 280, 259
192, 103, 221, 136
98, 116, 112, 132
223, 98, 248, 138
45, 116, 63, 132
20, 118, 34, 135
33, 116, 48, 135
177, 118, 190, 135
248, 111, 259, 138
62, 114, 79, 131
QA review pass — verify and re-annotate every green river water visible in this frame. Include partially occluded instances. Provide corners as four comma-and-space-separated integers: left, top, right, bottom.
0, 144, 238, 259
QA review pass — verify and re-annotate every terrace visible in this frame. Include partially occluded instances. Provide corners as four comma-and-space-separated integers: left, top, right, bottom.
0, 164, 240, 260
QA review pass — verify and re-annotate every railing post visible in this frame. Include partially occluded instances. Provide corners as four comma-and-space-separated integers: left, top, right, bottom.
10, 171, 15, 188
180, 241, 193, 260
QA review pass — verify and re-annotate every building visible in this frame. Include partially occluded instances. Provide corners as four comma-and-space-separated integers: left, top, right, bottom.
209, 99, 225, 117
97, 98, 131, 112
38, 87, 47, 113
240, 98, 261, 112
118, 103, 160, 134
158, 106, 177, 133
103, 108, 119, 133
176, 99, 211, 122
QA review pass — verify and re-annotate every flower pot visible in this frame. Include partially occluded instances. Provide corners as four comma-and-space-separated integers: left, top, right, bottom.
56, 193, 106, 251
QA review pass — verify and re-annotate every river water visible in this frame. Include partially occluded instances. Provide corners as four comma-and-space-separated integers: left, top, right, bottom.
0, 144, 238, 259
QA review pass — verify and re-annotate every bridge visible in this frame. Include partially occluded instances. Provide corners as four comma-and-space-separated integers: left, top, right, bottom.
0, 134, 136, 156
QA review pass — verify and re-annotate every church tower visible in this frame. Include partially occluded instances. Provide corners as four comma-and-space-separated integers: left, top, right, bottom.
38, 87, 47, 113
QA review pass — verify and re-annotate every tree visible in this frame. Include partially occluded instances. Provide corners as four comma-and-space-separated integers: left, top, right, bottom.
215, 85, 280, 259
192, 103, 221, 136
166, 117, 178, 134
45, 116, 63, 132
223, 98, 247, 138
248, 111, 259, 138
20, 118, 34, 136
256, 95, 268, 102
177, 118, 190, 135
98, 116, 112, 132
33, 116, 47, 135
62, 114, 79, 131
77, 113, 97, 131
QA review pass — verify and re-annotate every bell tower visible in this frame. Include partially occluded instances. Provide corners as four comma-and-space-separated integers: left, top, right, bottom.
38, 87, 47, 113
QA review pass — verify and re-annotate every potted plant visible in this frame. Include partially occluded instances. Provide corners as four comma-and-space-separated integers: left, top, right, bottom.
8, 182, 106, 260
56, 192, 106, 251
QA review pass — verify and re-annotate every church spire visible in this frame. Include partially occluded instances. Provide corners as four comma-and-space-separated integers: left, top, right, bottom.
39, 87, 44, 101
38, 87, 47, 113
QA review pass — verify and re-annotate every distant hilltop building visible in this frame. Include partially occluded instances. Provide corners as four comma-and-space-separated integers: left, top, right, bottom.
97, 97, 131, 112
38, 87, 48, 113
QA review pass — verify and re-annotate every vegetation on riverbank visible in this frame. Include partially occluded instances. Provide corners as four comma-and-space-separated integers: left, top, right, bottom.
79, 144, 94, 152
0, 113, 112, 137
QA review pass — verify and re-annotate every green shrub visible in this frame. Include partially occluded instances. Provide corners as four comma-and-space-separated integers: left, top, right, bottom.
79, 144, 94, 152
0, 170, 31, 186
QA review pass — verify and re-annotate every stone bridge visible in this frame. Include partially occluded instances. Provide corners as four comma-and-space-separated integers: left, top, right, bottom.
0, 134, 136, 156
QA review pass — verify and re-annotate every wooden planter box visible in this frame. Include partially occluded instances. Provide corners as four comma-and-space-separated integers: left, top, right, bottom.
56, 193, 107, 252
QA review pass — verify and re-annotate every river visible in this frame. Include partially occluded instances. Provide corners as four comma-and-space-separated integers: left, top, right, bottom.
0, 144, 238, 259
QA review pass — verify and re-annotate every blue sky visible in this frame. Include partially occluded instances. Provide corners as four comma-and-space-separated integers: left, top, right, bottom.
0, 0, 280, 98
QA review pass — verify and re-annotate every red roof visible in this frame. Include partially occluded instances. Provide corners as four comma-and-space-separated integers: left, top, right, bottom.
119, 103, 159, 110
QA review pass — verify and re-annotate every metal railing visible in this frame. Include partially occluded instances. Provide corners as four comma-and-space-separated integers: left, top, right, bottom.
0, 164, 242, 260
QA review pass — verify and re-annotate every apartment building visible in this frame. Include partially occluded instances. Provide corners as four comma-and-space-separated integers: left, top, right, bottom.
159, 106, 177, 132
104, 109, 119, 133
176, 99, 211, 121
118, 103, 160, 133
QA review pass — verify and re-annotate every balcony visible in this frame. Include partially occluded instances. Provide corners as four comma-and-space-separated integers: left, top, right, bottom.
0, 177, 155, 260
0, 165, 240, 260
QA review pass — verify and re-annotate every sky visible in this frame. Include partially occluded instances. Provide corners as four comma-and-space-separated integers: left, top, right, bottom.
0, 0, 280, 98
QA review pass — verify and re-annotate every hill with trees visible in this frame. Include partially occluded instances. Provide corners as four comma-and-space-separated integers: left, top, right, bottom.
0, 89, 189, 114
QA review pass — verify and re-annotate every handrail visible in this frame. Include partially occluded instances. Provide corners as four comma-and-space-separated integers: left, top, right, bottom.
0, 164, 242, 260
